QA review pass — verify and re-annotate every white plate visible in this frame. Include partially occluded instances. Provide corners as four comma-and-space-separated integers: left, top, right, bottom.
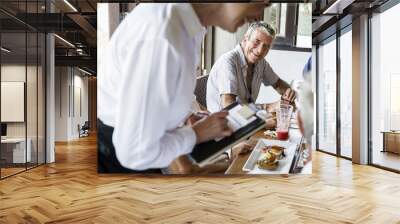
242, 138, 297, 174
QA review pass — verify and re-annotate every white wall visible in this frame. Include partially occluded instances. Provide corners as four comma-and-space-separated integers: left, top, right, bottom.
55, 67, 89, 141
55, 67, 68, 141
1, 63, 46, 163
1, 65, 40, 137
73, 73, 89, 138
257, 50, 311, 104
77, 74, 89, 125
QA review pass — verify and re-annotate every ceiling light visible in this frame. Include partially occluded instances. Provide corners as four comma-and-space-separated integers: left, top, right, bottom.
76, 48, 86, 55
1, 47, 11, 53
63, 0, 78, 12
78, 67, 92, 76
54, 34, 75, 48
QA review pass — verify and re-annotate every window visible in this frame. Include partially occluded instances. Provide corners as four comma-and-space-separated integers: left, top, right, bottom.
370, 2, 400, 171
316, 26, 353, 159
339, 28, 352, 158
263, 3, 295, 48
317, 36, 337, 154
264, 3, 311, 49
296, 3, 312, 48
264, 4, 287, 37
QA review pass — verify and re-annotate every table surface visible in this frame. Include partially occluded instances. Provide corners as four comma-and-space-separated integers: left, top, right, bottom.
225, 128, 303, 174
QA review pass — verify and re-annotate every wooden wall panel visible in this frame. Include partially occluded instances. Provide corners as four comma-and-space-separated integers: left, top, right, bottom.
88, 77, 97, 132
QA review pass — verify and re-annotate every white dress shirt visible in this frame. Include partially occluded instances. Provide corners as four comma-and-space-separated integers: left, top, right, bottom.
98, 3, 206, 170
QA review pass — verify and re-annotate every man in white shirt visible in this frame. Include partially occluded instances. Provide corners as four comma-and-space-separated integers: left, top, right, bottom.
98, 3, 268, 173
207, 21, 296, 114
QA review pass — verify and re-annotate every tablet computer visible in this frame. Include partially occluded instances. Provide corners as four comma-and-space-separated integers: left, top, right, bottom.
190, 102, 266, 167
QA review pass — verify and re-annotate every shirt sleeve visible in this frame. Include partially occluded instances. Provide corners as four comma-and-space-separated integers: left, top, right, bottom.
262, 60, 280, 87
112, 39, 197, 170
216, 57, 239, 96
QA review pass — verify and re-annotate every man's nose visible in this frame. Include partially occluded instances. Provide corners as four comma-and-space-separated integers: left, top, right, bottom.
256, 44, 264, 55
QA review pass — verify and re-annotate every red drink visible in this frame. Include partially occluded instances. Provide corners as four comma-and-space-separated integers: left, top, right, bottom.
277, 130, 289, 140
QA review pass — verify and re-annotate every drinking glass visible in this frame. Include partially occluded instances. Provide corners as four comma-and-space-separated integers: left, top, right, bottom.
276, 104, 293, 140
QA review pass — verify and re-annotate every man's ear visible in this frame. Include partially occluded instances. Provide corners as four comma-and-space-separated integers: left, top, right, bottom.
244, 34, 249, 41
242, 35, 249, 45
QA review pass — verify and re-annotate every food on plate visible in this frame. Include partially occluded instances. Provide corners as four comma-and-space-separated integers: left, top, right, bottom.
261, 145, 286, 159
257, 145, 287, 170
269, 145, 285, 159
257, 159, 278, 170
257, 151, 278, 170
265, 150, 276, 161
263, 130, 276, 138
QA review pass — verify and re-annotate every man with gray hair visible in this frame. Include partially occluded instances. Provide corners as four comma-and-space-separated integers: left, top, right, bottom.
206, 21, 296, 114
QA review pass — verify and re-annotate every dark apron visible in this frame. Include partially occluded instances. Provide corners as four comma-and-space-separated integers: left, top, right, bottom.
97, 119, 161, 173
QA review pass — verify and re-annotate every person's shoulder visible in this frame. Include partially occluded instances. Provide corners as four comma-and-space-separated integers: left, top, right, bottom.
225, 47, 242, 61
209, 49, 239, 81
126, 3, 171, 21
125, 5, 178, 33
117, 4, 171, 37
258, 58, 272, 70
122, 4, 183, 51
215, 48, 241, 68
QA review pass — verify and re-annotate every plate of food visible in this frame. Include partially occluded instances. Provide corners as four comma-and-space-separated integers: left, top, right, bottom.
242, 139, 297, 174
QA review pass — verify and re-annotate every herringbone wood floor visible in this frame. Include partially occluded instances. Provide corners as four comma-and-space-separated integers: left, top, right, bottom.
1, 134, 400, 223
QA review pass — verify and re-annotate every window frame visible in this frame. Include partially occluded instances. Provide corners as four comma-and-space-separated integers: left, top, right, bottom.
368, 0, 400, 173
265, 3, 312, 52
315, 24, 353, 161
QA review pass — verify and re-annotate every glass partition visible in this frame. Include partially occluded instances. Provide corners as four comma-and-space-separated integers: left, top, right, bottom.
0, 1, 46, 179
317, 36, 337, 155
1, 30, 28, 177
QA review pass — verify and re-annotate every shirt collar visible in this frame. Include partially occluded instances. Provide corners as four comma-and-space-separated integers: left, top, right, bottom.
174, 3, 207, 41
236, 44, 248, 69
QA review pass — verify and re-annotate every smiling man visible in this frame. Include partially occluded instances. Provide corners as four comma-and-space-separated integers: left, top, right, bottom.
206, 21, 296, 113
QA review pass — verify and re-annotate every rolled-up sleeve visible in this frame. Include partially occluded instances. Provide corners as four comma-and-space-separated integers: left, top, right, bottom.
112, 39, 196, 170
262, 60, 280, 86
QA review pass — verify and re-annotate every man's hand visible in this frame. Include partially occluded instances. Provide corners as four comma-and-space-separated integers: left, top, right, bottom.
263, 101, 280, 113
281, 88, 296, 104
192, 111, 233, 144
265, 117, 277, 129
231, 140, 257, 161
185, 111, 210, 126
